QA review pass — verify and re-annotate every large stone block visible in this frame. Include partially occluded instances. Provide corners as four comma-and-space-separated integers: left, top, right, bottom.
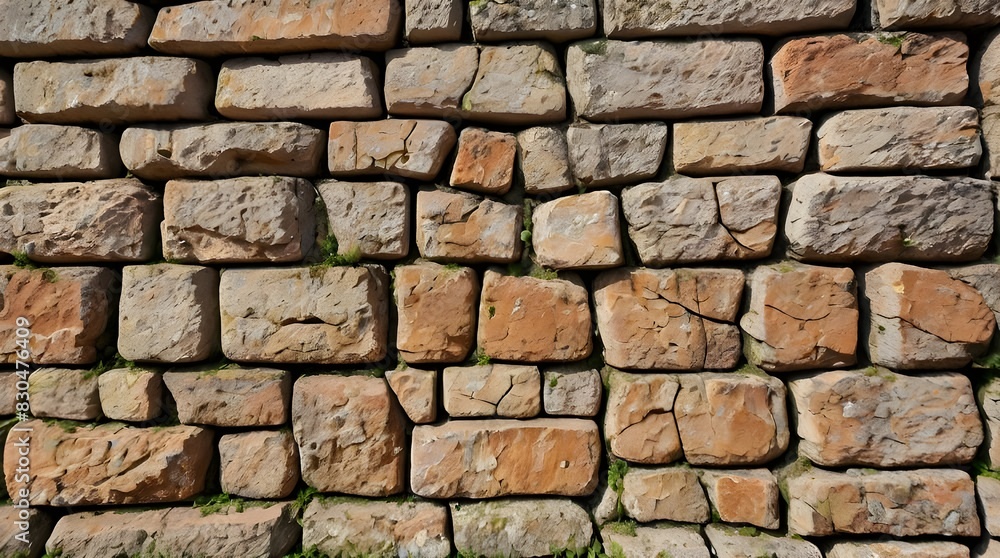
405, 0, 462, 43
163, 367, 290, 427
516, 127, 573, 195
872, 0, 1000, 29
28, 368, 101, 420
443, 364, 540, 418
0, 0, 154, 57
980, 476, 1000, 538
303, 498, 450, 558
415, 189, 522, 263
621, 466, 710, 523
386, 366, 438, 423
328, 119, 455, 180
0, 124, 122, 179
532, 191, 623, 270
452, 499, 593, 557
566, 122, 667, 188
980, 30, 1000, 107
673, 117, 812, 175
449, 127, 516, 195
601, 524, 709, 558
219, 430, 298, 499
463, 43, 566, 125
385, 45, 479, 118
604, 371, 682, 464
470, 0, 596, 42
543, 364, 602, 417
317, 180, 410, 260
704, 524, 823, 558
394, 262, 477, 364
827, 540, 972, 558
699, 469, 780, 530
97, 368, 162, 422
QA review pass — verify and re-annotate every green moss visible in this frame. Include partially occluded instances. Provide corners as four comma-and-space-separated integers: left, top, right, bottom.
192, 493, 270, 516
737, 526, 760, 537
285, 546, 331, 558
604, 519, 637, 537
461, 91, 474, 112
84, 353, 138, 379
488, 305, 496, 319
313, 234, 362, 268
607, 459, 629, 519
608, 541, 627, 558
530, 266, 559, 280
10, 252, 57, 282
475, 348, 491, 366
877, 33, 906, 49
549, 376, 559, 388
577, 39, 608, 56
734, 362, 768, 378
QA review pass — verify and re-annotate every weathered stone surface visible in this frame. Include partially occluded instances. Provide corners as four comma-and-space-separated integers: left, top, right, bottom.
317, 180, 409, 260
464, 43, 566, 125
601, 524, 709, 558
0, 70, 13, 126
163, 367, 290, 427
985, 106, 1000, 180
622, 176, 780, 265
517, 127, 574, 194
786, 174, 993, 263
385, 45, 479, 118
621, 466, 710, 523
741, 262, 858, 372
28, 368, 101, 420
119, 264, 219, 363
566, 122, 667, 188
478, 271, 592, 363
865, 263, 995, 369
676, 373, 789, 466
452, 499, 593, 557
566, 39, 764, 121
787, 468, 980, 537
410, 418, 601, 498
406, 0, 462, 43
443, 364, 540, 418
543, 364, 602, 417
0, 0, 154, 57
981, 31, 1000, 107
790, 369, 982, 467
700, 469, 780, 530
673, 117, 812, 175
415, 189, 522, 263
605, 371, 682, 464
950, 264, 1000, 329
533, 191, 623, 270
121, 122, 324, 180
827, 540, 971, 558
292, 375, 405, 496
304, 498, 450, 558
593, 268, 744, 370
450, 127, 516, 195
329, 120, 455, 180
0, 124, 122, 179
873, 0, 1000, 29
394, 262, 477, 364
0, 267, 117, 365
386, 367, 438, 423
216, 54, 382, 121
0, 179, 160, 263
979, 377, 1000, 469
5, 420, 212, 506
979, 476, 1000, 538
0, 373, 17, 415
14, 57, 212, 124
772, 33, 969, 113
149, 0, 401, 55
705, 524, 823, 558
220, 266, 389, 364
818, 106, 981, 172
219, 430, 298, 499
0, 506, 53, 558
163, 177, 315, 264
470, 0, 596, 42
98, 368, 162, 422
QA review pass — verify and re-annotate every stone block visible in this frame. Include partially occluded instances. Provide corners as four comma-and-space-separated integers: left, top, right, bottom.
415, 189, 522, 263
163, 367, 290, 427
443, 364, 540, 418
0, 124, 122, 179
449, 127, 516, 195
328, 119, 455, 180
673, 117, 812, 175
317, 180, 410, 260
28, 368, 101, 420
566, 122, 667, 188
532, 191, 623, 270
97, 368, 163, 422
219, 430, 298, 499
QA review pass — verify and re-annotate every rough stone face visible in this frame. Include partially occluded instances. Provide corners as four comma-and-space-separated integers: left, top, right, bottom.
28, 368, 101, 420
470, 0, 596, 42
0, 0, 154, 57
415, 189, 522, 263
443, 364, 540, 418
303, 499, 450, 558
979, 377, 1000, 469
543, 364, 602, 417
216, 54, 382, 121
394, 262, 477, 364
532, 191, 623, 270
516, 127, 574, 194
386, 367, 438, 423
463, 43, 566, 125
818, 106, 982, 172
603, 524, 709, 558
14, 57, 212, 124
328, 120, 455, 180
118, 264, 219, 363
0, 179, 160, 263
219, 430, 298, 499
410, 418, 601, 498
986, 106, 1000, 180
149, 0, 401, 55
787, 468, 980, 537
621, 466, 710, 523
0, 373, 17, 416
478, 271, 592, 363
790, 369, 982, 467
593, 267, 744, 370
740, 262, 858, 372
97, 368, 163, 422
604, 371, 682, 464
827, 540, 972, 558
704, 524, 823, 558
673, 117, 812, 175
0, 70, 13, 126
220, 266, 389, 364
163, 367, 290, 427
450, 127, 517, 195
566, 39, 764, 121
950, 265, 1000, 329
121, 122, 324, 181
771, 33, 969, 113
385, 45, 479, 118
0, 506, 53, 558
317, 180, 410, 260
292, 375, 406, 496
622, 176, 780, 265
452, 499, 593, 557
162, 177, 315, 264
5, 420, 213, 506
566, 122, 667, 188
700, 469, 780, 530
786, 174, 993, 263
865, 263, 995, 369
0, 124, 122, 179
873, 0, 1000, 29
406, 0, 462, 43
981, 31, 1000, 107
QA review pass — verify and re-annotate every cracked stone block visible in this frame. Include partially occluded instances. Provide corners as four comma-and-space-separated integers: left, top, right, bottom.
394, 262, 477, 364
673, 116, 812, 175
979, 376, 1000, 469
405, 0, 462, 43
542, 364, 602, 417
463, 43, 566, 125
566, 122, 667, 188
163, 367, 290, 427
704, 524, 822, 558
699, 469, 780, 530
219, 430, 298, 499
450, 127, 517, 195
622, 175, 780, 265
303, 498, 450, 558
385, 45, 479, 118
415, 189, 523, 263
601, 524, 709, 558
0, 124, 122, 180
98, 368, 163, 423
443, 364, 540, 418
604, 370, 682, 465
949, 264, 1000, 335
0, 0, 154, 57
452, 499, 593, 557
28, 368, 101, 420
872, 0, 1000, 28
516, 126, 573, 195
532, 191, 623, 270
0, 506, 53, 558
470, 0, 596, 42
827, 540, 972, 558
317, 180, 410, 260
328, 119, 455, 180
386, 366, 437, 424
621, 466, 710, 523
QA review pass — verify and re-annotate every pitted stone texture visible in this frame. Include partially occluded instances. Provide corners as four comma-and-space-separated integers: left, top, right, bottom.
601, 524, 709, 558
533, 191, 623, 270
0, 70, 13, 126
786, 174, 993, 263
386, 367, 438, 423
700, 469, 780, 530
705, 524, 823, 558
216, 54, 382, 121
450, 128, 516, 195
605, 371, 681, 465
463, 43, 567, 125
982, 378, 1000, 469
980, 476, 1000, 537
149, 0, 401, 55
790, 369, 982, 468
416, 189, 522, 263
163, 177, 315, 264
317, 180, 410, 260
293, 375, 405, 496
566, 122, 667, 188
220, 266, 388, 364
622, 176, 780, 265
121, 122, 324, 181
410, 418, 601, 498
163, 367, 290, 427
827, 540, 972, 558
98, 368, 163, 422
405, 0, 462, 43
0, 0, 154, 57
771, 33, 968, 113
443, 364, 540, 418
478, 271, 592, 363
14, 57, 212, 124
787, 468, 980, 537
873, 0, 1000, 29
621, 466, 710, 523
0, 125, 122, 179
950, 264, 1000, 339
865, 263, 995, 369
818, 106, 982, 172
5, 420, 212, 506
0, 179, 160, 263
741, 262, 858, 372
566, 39, 764, 122
385, 45, 479, 118
452, 499, 593, 557
542, 364, 602, 417
329, 120, 455, 180
594, 268, 744, 370
28, 368, 101, 420
470, 0, 596, 42
394, 262, 477, 364
0, 506, 53, 558
986, 106, 1000, 180
517, 127, 574, 195
981, 31, 1000, 107
219, 430, 298, 499
0, 373, 17, 416
303, 499, 450, 558
673, 117, 812, 175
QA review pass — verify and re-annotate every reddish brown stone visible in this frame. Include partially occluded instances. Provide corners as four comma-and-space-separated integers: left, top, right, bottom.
450, 128, 516, 195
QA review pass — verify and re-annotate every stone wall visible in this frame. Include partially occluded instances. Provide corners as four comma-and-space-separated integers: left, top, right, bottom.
0, 0, 1000, 557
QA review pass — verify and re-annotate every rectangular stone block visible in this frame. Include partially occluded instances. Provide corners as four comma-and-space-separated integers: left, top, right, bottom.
873, 0, 1000, 29
415, 189, 522, 263
328, 119, 455, 180
317, 180, 410, 260
470, 0, 596, 42
450, 127, 516, 195
98, 368, 163, 422
443, 364, 541, 418
605, 370, 682, 464
385, 45, 479, 118
394, 262, 477, 364
462, 43, 566, 125
516, 127, 573, 194
304, 498, 449, 558
622, 466, 710, 523
603, 524, 710, 558
673, 117, 812, 175
543, 364, 601, 417
705, 525, 822, 558
406, 0, 462, 43
0, 0, 154, 57
28, 368, 101, 420
0, 124, 122, 179
452, 500, 593, 557
700, 469, 780, 530
567, 122, 667, 188
219, 430, 298, 499
532, 191, 623, 270
827, 540, 972, 558
163, 367, 290, 427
